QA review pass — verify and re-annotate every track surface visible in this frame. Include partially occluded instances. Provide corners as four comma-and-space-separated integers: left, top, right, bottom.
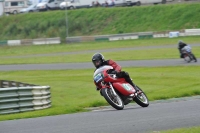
0, 44, 199, 71
0, 58, 199, 71
0, 96, 200, 133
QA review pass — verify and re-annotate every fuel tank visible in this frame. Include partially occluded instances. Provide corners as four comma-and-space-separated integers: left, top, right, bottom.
113, 82, 136, 96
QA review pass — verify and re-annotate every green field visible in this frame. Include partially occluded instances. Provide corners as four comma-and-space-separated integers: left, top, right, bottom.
0, 37, 200, 65
0, 66, 200, 121
0, 3, 200, 41
152, 126, 200, 133
0, 36, 200, 121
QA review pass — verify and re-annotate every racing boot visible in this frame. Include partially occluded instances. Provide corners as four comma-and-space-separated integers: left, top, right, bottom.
192, 54, 197, 62
126, 78, 140, 92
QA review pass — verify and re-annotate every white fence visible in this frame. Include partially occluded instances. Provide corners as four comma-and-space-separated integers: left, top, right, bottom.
3, 37, 61, 46
33, 37, 61, 45
7, 40, 21, 46
66, 29, 200, 43
185, 29, 200, 36
1, 29, 200, 45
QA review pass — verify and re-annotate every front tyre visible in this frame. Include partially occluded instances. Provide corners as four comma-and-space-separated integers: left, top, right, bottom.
101, 88, 124, 110
188, 53, 194, 61
13, 10, 18, 14
184, 54, 191, 63
133, 86, 149, 107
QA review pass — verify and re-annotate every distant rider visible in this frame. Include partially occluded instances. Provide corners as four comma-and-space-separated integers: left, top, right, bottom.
178, 40, 197, 62
92, 53, 139, 91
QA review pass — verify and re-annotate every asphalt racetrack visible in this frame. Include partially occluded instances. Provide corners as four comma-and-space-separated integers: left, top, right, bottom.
0, 58, 199, 71
0, 96, 200, 133
0, 44, 199, 71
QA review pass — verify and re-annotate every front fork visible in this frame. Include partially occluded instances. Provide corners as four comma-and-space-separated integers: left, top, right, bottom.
109, 82, 117, 96
100, 82, 117, 97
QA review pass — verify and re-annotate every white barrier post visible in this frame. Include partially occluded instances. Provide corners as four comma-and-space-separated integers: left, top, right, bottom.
169, 31, 180, 38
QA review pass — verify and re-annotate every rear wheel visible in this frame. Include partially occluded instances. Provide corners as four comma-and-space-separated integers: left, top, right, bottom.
133, 86, 149, 107
13, 10, 18, 14
136, 1, 141, 6
184, 54, 191, 63
69, 6, 74, 10
101, 88, 124, 110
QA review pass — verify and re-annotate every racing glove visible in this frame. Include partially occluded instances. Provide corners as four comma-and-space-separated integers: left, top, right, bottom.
108, 69, 118, 74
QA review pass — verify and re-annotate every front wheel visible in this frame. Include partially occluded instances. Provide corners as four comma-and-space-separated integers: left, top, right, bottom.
133, 86, 149, 107
188, 53, 194, 61
101, 88, 124, 110
13, 10, 18, 14
184, 54, 191, 63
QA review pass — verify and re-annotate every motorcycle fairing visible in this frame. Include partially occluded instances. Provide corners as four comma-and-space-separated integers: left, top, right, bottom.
113, 82, 136, 96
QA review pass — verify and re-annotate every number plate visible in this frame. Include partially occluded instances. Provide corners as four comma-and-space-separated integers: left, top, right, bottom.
94, 73, 103, 83
123, 84, 132, 91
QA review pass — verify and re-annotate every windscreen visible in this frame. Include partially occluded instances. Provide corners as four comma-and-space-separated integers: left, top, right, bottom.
93, 65, 113, 83
93, 65, 113, 77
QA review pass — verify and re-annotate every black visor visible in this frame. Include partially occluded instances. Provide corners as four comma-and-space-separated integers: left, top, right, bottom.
93, 59, 102, 68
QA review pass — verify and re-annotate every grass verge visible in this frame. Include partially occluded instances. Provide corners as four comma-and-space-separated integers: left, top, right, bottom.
151, 126, 200, 133
0, 3, 200, 40
0, 66, 199, 121
0, 36, 199, 64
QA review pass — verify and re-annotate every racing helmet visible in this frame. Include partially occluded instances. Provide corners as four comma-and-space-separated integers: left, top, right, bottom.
92, 53, 105, 68
178, 40, 183, 45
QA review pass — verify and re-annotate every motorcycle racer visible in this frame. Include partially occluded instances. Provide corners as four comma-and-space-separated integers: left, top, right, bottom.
178, 40, 197, 62
92, 53, 139, 91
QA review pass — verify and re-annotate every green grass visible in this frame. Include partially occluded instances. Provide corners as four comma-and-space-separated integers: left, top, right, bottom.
0, 36, 200, 64
0, 37, 191, 56
0, 3, 200, 40
0, 37, 199, 122
0, 66, 200, 121
0, 46, 199, 64
150, 126, 200, 133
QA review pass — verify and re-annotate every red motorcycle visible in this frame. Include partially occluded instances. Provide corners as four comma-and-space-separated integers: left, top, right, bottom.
93, 65, 149, 110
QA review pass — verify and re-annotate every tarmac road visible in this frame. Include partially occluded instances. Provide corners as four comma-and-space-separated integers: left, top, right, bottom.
1, 44, 200, 59
0, 44, 199, 71
0, 96, 200, 133
0, 58, 199, 71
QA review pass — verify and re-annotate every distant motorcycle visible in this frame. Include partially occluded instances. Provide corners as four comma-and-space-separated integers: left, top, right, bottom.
181, 45, 196, 63
93, 65, 149, 110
